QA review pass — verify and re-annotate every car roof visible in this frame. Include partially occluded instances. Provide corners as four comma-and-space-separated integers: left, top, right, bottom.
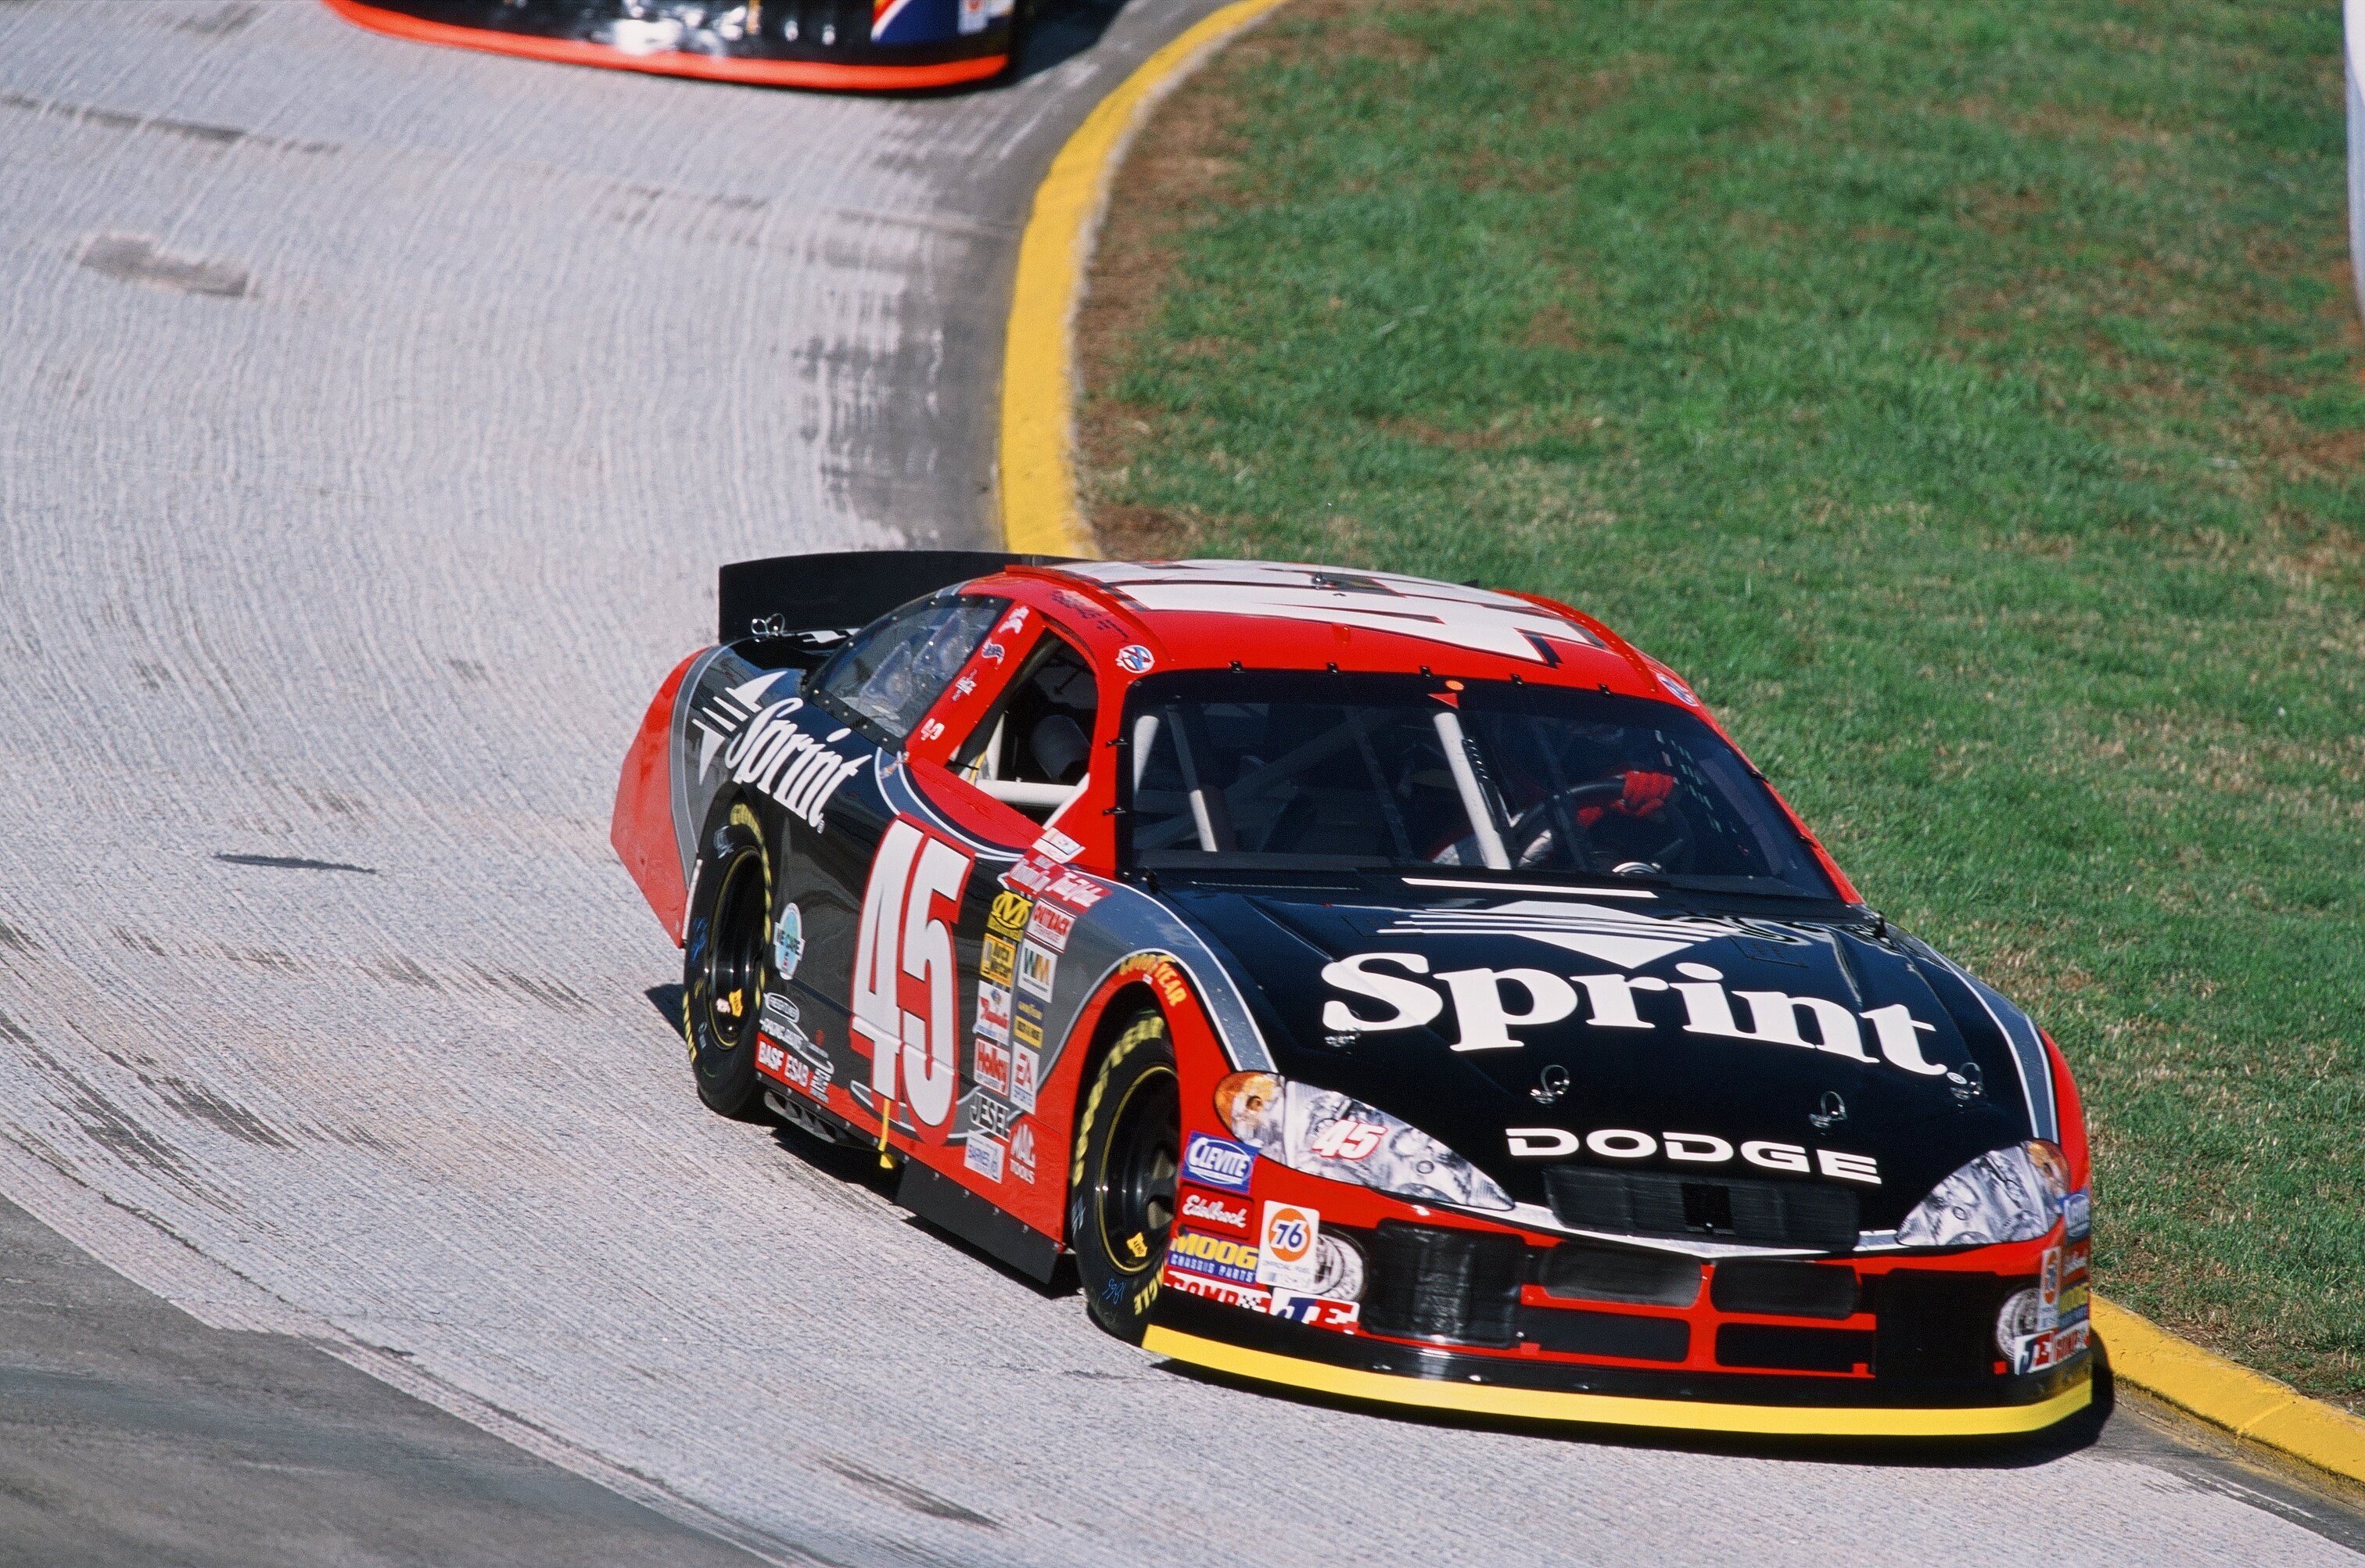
971, 558, 1685, 705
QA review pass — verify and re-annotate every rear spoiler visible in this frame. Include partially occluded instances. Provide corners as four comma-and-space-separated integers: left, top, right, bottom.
716, 550, 1073, 643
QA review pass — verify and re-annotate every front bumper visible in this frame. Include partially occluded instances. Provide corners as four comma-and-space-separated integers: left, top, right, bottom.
1147, 1157, 2095, 1437
1147, 1290, 2091, 1437
323, 0, 1013, 91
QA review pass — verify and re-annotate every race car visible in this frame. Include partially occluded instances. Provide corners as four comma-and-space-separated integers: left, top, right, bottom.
322, 0, 1021, 91
612, 551, 2097, 1437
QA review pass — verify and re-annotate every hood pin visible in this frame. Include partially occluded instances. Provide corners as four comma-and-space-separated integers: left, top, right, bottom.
1947, 1060, 1985, 1103
1531, 1064, 1571, 1106
1810, 1090, 1846, 1131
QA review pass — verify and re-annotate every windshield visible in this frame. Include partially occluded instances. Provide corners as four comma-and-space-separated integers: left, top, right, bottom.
1121, 671, 1836, 898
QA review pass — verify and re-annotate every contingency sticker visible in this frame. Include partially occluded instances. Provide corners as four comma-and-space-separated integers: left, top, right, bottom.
1254, 1202, 1322, 1294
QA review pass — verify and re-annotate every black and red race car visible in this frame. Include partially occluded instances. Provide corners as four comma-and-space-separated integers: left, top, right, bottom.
612, 552, 2097, 1437
323, 0, 1021, 91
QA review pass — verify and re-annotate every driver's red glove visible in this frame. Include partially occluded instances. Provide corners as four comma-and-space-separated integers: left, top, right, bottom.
1615, 770, 1675, 817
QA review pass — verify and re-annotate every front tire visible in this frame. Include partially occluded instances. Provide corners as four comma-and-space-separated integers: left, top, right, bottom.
1069, 1010, 1179, 1343
682, 802, 770, 1121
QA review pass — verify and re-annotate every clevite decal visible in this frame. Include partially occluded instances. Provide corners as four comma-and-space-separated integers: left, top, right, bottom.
1323, 949, 1949, 1076
1182, 1132, 1255, 1193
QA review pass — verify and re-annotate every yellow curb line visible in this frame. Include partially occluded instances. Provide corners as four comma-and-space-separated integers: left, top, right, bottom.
998, 0, 1291, 557
2097, 1297, 2365, 1489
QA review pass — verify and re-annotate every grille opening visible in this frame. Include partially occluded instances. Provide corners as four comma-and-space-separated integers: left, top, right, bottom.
1873, 1270, 2015, 1382
1534, 1242, 1703, 1308
1709, 1261, 1861, 1320
1520, 1305, 1689, 1362
1681, 1182, 1736, 1235
1361, 1221, 1525, 1348
1544, 1167, 1859, 1251
1717, 1324, 1874, 1373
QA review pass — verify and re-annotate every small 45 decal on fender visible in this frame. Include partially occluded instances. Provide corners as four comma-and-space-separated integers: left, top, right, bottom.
852, 817, 974, 1140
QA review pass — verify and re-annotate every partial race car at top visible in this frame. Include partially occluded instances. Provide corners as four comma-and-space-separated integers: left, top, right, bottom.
612, 552, 2096, 1437
322, 0, 1022, 91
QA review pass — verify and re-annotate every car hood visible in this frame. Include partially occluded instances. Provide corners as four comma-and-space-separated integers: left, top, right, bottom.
1157, 876, 2056, 1236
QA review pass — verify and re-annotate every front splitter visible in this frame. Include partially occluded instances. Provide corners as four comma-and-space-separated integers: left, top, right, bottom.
321, 0, 1010, 91
1143, 1309, 2094, 1439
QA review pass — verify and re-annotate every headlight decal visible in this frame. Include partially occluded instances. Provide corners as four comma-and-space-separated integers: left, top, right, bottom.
1215, 1071, 1516, 1212
1896, 1141, 2068, 1248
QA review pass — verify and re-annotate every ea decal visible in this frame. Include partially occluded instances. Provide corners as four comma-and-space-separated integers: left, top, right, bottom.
1114, 644, 1154, 674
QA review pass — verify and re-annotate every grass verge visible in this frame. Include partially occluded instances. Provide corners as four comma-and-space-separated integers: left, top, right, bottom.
1078, 0, 2365, 1408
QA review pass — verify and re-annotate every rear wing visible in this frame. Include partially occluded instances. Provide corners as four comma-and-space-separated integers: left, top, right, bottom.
717, 550, 1072, 644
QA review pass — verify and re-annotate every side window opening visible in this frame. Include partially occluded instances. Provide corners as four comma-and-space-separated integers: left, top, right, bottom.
813, 594, 1007, 743
953, 633, 1099, 823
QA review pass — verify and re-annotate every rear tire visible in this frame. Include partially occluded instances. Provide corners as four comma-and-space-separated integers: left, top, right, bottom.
1068, 1010, 1179, 1343
682, 802, 770, 1121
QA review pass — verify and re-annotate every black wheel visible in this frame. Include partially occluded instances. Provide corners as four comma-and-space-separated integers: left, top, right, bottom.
682, 802, 770, 1120
1068, 1009, 1179, 1343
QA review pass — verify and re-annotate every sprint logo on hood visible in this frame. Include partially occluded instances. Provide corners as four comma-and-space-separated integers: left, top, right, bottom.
1322, 951, 1948, 1077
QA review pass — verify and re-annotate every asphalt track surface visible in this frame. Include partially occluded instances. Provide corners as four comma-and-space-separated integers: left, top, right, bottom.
1, 2, 2363, 1564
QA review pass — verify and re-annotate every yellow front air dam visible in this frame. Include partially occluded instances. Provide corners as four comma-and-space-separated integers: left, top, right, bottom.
1143, 1326, 2093, 1439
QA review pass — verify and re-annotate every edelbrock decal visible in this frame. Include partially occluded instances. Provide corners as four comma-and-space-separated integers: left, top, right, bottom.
1322, 952, 1949, 1075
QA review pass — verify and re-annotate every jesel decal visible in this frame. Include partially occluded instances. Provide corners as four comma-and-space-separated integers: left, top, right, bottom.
1321, 953, 1947, 1077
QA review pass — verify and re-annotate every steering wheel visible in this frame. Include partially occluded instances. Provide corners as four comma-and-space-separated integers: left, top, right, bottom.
1506, 777, 1694, 874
